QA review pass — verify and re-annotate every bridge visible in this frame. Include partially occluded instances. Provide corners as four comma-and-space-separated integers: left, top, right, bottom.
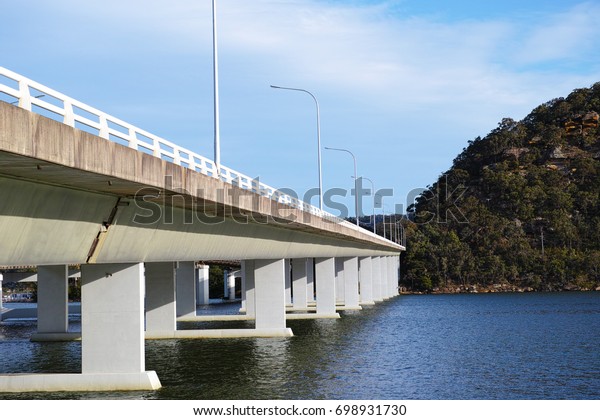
0, 67, 404, 392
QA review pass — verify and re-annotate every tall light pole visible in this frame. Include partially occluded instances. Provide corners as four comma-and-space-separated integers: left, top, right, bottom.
270, 85, 323, 211
212, 0, 221, 176
353, 176, 375, 233
325, 146, 359, 226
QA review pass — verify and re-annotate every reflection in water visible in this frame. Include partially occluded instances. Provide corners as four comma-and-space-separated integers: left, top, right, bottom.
1, 293, 600, 399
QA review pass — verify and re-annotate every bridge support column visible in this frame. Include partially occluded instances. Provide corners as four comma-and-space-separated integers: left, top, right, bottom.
343, 257, 361, 310
176, 261, 196, 317
30, 265, 71, 341
315, 258, 338, 317
388, 255, 399, 297
359, 257, 375, 305
254, 259, 293, 336
371, 256, 383, 302
291, 258, 308, 310
334, 257, 345, 306
196, 264, 210, 305
242, 260, 255, 318
225, 269, 236, 301
284, 259, 292, 306
145, 262, 177, 334
0, 263, 161, 392
381, 256, 390, 299
306, 258, 315, 304
80, 263, 160, 390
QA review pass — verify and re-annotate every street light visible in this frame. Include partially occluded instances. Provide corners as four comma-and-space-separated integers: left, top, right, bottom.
353, 175, 376, 233
325, 146, 359, 226
212, 0, 221, 176
270, 85, 323, 211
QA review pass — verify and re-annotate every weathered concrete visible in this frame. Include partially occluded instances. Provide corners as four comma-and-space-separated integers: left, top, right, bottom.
0, 100, 403, 266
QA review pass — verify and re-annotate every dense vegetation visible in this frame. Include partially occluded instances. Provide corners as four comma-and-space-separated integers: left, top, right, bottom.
401, 83, 600, 292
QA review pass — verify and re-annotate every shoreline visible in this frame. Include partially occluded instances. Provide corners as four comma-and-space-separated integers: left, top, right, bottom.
400, 284, 600, 295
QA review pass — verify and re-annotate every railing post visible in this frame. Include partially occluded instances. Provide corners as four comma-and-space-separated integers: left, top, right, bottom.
18, 79, 31, 111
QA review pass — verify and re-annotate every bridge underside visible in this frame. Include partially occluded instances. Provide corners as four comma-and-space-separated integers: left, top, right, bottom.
0, 174, 397, 266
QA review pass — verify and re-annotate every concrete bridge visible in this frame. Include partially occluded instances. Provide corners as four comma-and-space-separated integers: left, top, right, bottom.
0, 67, 403, 393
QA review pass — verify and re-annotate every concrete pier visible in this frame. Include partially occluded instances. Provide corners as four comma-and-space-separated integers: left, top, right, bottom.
306, 258, 315, 304
359, 257, 375, 305
284, 259, 292, 306
343, 257, 361, 310
0, 263, 161, 392
196, 264, 210, 305
30, 265, 70, 341
145, 262, 177, 333
335, 257, 346, 306
253, 259, 293, 335
242, 260, 256, 318
176, 261, 196, 317
291, 258, 309, 310
315, 258, 339, 317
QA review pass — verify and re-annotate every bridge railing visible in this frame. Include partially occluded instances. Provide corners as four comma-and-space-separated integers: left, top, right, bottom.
0, 67, 400, 245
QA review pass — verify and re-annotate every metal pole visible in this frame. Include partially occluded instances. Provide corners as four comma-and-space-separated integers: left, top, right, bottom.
353, 176, 375, 233
325, 147, 359, 225
270, 85, 323, 211
212, 0, 221, 176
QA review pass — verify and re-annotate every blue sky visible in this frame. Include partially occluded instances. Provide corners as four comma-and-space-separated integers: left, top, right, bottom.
2, 0, 600, 218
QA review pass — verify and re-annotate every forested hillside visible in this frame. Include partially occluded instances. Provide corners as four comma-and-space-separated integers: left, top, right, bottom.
402, 83, 600, 292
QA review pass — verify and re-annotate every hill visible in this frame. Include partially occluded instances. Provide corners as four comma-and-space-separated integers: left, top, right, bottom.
402, 83, 600, 292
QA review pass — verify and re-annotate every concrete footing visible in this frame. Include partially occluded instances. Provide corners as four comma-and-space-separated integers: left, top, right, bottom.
145, 328, 293, 339
0, 372, 161, 392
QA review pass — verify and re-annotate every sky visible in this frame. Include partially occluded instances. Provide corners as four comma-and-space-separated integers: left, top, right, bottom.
2, 0, 600, 218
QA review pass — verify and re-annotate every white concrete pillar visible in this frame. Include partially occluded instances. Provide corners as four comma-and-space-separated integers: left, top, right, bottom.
343, 257, 360, 309
387, 256, 396, 297
381, 255, 390, 299
145, 262, 176, 333
254, 259, 286, 330
81, 263, 146, 374
315, 258, 336, 315
176, 261, 196, 317
372, 256, 383, 302
226, 269, 236, 301
291, 258, 308, 309
284, 258, 292, 305
306, 258, 315, 303
359, 257, 375, 305
196, 264, 210, 305
391, 255, 399, 296
242, 260, 255, 318
37, 265, 69, 334
335, 257, 345, 305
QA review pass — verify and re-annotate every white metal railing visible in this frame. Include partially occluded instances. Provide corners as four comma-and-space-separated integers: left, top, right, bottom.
0, 66, 399, 245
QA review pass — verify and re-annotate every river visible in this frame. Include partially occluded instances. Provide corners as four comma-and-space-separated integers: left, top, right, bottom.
1, 292, 599, 399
